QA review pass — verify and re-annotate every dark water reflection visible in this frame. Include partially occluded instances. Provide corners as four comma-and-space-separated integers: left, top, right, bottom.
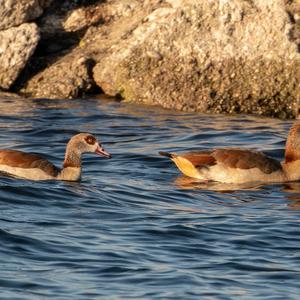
0, 97, 299, 299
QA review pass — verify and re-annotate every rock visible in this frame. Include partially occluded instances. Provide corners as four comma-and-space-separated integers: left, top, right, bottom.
6, 0, 300, 119
21, 0, 159, 98
0, 23, 40, 90
0, 91, 21, 99
0, 0, 45, 30
93, 0, 300, 118
21, 55, 96, 99
63, 1, 140, 32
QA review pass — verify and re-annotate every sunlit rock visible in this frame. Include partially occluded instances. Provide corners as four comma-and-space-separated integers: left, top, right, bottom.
21, 55, 95, 99
93, 0, 300, 118
21, 0, 157, 99
0, 23, 39, 90
0, 0, 46, 30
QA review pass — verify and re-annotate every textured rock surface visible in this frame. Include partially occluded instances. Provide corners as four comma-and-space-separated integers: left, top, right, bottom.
0, 23, 40, 90
93, 0, 300, 118
0, 91, 21, 99
4, 0, 300, 118
21, 0, 159, 98
0, 0, 45, 30
22, 55, 95, 99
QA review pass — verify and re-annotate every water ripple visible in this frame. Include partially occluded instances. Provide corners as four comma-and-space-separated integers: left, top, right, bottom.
0, 98, 299, 299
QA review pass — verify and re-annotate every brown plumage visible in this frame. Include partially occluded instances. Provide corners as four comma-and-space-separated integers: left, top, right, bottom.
160, 149, 282, 179
284, 120, 300, 163
0, 150, 59, 177
212, 149, 282, 174
159, 120, 300, 183
177, 151, 216, 168
0, 133, 111, 181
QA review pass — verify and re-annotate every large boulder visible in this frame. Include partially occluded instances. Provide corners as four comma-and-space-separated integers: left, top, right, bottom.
0, 23, 40, 90
21, 0, 157, 98
13, 0, 300, 118
93, 0, 300, 118
0, 0, 47, 30
21, 54, 95, 99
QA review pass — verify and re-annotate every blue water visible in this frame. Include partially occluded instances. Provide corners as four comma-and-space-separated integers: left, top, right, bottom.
0, 97, 300, 299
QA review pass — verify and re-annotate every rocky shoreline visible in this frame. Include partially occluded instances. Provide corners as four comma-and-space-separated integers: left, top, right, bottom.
1, 0, 300, 118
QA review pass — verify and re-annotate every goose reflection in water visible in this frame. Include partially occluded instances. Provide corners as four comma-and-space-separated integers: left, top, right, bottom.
175, 176, 266, 192
175, 176, 300, 209
282, 182, 300, 209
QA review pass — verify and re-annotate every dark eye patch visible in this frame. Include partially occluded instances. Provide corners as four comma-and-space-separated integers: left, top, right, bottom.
85, 135, 96, 145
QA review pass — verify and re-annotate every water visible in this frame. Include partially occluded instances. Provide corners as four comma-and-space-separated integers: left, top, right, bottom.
0, 97, 299, 299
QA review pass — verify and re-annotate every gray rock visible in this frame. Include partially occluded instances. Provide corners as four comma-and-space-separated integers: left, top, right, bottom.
0, 0, 45, 30
93, 0, 300, 118
0, 23, 40, 90
21, 0, 155, 98
21, 55, 95, 99
12, 0, 300, 118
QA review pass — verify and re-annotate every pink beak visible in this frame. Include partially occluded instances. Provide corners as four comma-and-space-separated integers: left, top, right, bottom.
95, 145, 112, 158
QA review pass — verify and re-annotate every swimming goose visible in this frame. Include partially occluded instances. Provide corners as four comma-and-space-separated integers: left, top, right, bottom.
0, 133, 111, 181
159, 120, 300, 184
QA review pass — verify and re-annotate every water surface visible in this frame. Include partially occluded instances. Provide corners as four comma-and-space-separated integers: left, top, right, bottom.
0, 98, 299, 299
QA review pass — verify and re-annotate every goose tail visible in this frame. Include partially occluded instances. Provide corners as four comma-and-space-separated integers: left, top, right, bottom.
159, 151, 176, 159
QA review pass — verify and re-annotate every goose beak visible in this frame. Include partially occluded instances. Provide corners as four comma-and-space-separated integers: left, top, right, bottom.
95, 145, 112, 158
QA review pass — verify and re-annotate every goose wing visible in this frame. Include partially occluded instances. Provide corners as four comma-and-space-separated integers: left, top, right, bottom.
0, 150, 60, 177
160, 148, 282, 176
212, 149, 282, 174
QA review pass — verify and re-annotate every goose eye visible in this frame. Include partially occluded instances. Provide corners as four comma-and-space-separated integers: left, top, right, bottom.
85, 136, 96, 145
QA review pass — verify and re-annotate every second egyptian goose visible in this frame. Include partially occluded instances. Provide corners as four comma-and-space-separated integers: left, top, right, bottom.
159, 120, 300, 184
0, 133, 111, 181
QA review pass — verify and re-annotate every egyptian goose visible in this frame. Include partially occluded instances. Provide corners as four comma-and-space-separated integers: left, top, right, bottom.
0, 133, 111, 181
159, 120, 300, 184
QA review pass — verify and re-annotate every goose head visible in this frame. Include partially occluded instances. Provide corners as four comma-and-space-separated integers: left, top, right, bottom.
76, 133, 111, 158
63, 133, 111, 169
